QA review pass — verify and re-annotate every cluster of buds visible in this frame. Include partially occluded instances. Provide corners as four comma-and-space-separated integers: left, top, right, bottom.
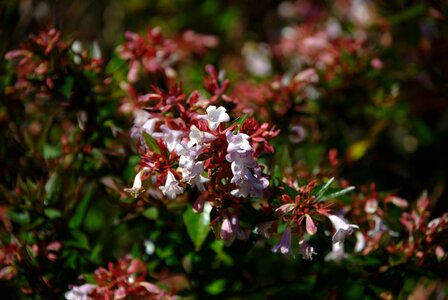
275, 23, 369, 81
65, 256, 175, 300
5, 28, 102, 99
0, 239, 62, 294
116, 27, 218, 82
0, 243, 21, 281
387, 193, 448, 265
230, 68, 319, 122
271, 178, 358, 261
346, 183, 448, 266
347, 183, 407, 255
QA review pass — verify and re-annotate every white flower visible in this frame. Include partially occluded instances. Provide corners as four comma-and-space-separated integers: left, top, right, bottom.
175, 142, 203, 171
242, 42, 272, 77
160, 124, 184, 152
227, 151, 256, 170
159, 171, 183, 200
328, 214, 359, 245
364, 198, 378, 214
230, 169, 268, 198
354, 231, 366, 253
226, 131, 253, 153
188, 125, 216, 147
367, 215, 390, 237
298, 240, 317, 260
130, 111, 160, 139
220, 216, 246, 246
65, 284, 96, 300
325, 242, 347, 262
225, 131, 267, 198
124, 167, 151, 198
182, 161, 210, 191
198, 106, 230, 131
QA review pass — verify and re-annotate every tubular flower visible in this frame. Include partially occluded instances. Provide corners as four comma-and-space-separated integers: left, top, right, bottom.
271, 227, 292, 256
188, 125, 216, 147
198, 105, 230, 131
159, 171, 184, 200
298, 240, 317, 260
226, 131, 268, 198
220, 216, 247, 246
328, 214, 359, 245
325, 241, 348, 262
124, 167, 151, 198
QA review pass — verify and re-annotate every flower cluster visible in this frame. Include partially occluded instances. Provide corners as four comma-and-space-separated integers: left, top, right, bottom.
65, 256, 175, 300
116, 27, 218, 82
0, 243, 21, 281
5, 28, 103, 99
387, 194, 448, 264
270, 179, 358, 260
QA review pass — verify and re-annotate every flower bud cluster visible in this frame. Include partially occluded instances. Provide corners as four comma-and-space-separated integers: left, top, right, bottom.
65, 256, 175, 300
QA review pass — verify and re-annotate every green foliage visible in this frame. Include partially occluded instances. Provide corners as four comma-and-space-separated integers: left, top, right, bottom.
183, 202, 212, 251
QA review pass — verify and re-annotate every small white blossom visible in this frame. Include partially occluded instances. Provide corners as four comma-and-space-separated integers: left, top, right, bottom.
182, 161, 210, 191
124, 167, 151, 198
328, 214, 359, 245
354, 231, 366, 253
160, 124, 184, 152
299, 240, 317, 260
364, 198, 378, 214
175, 142, 203, 171
367, 215, 392, 237
220, 216, 246, 246
65, 284, 96, 300
159, 171, 183, 200
226, 131, 253, 153
188, 125, 216, 147
198, 106, 230, 131
325, 241, 348, 262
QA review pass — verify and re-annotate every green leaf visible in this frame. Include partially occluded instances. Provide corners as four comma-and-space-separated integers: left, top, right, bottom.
183, 202, 212, 251
318, 186, 356, 202
44, 208, 62, 219
235, 114, 248, 126
142, 207, 159, 220
89, 242, 103, 264
314, 177, 335, 202
232, 114, 249, 134
69, 185, 94, 229
388, 4, 426, 25
42, 144, 61, 160
7, 211, 30, 225
142, 131, 161, 154
60, 77, 74, 99
67, 230, 90, 250
45, 172, 60, 203
206, 279, 226, 295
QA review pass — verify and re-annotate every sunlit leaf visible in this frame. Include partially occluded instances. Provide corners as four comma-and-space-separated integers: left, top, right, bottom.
317, 186, 356, 202
314, 177, 335, 202
183, 202, 212, 251
142, 131, 161, 154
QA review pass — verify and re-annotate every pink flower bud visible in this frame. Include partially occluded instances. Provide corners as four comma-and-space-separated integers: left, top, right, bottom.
305, 214, 317, 235
274, 203, 295, 218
